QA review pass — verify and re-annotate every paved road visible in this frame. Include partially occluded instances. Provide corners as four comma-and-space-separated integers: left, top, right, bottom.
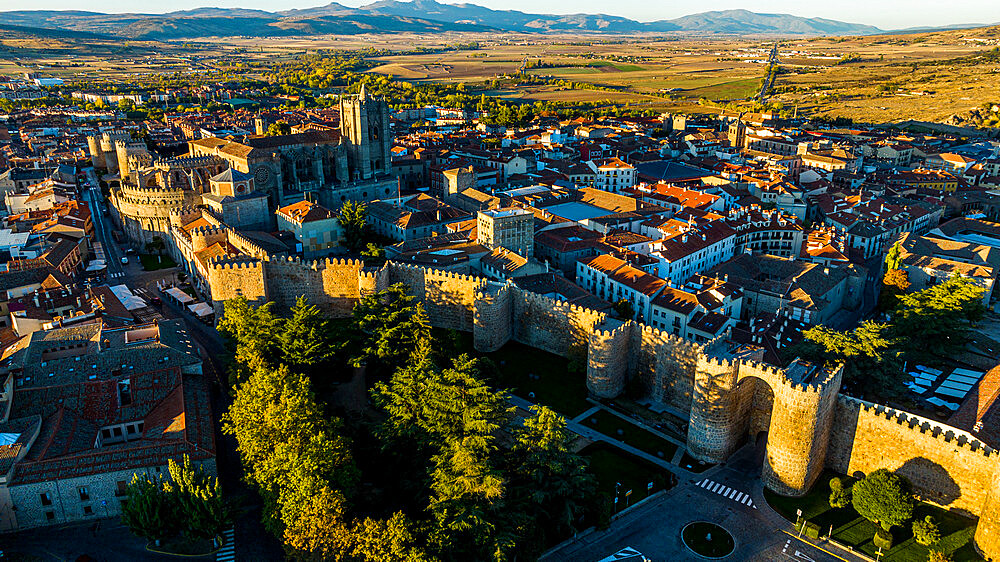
0, 518, 209, 561
544, 445, 868, 562
82, 167, 127, 280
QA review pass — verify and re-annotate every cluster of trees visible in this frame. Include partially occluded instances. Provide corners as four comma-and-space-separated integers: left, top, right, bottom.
219, 286, 600, 560
826, 470, 951, 559
265, 51, 379, 90
122, 455, 236, 547
792, 262, 985, 398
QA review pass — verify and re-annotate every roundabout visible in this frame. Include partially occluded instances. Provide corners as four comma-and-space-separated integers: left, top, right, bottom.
681, 521, 735, 559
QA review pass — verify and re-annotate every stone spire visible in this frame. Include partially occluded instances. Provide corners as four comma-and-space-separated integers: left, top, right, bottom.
359, 82, 367, 101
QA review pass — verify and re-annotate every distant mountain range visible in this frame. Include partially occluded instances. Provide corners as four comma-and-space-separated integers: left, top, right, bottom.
0, 1, 954, 40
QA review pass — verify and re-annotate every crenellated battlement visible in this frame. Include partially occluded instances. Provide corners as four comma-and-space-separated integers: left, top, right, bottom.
517, 287, 608, 320
208, 255, 264, 269
154, 154, 224, 169
591, 319, 632, 339
189, 224, 226, 236
323, 257, 364, 268
843, 396, 996, 457
169, 205, 202, 217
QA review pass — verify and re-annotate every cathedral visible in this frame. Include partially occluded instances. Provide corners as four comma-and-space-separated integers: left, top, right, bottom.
95, 86, 396, 246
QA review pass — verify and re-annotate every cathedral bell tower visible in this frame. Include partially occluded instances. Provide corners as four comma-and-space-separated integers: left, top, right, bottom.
340, 84, 392, 181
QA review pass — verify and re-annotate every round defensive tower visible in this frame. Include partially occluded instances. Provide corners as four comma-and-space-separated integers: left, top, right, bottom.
687, 356, 742, 463
585, 320, 631, 398
761, 364, 842, 497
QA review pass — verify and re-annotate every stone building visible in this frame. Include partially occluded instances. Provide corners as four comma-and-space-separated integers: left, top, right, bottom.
0, 319, 214, 531
99, 89, 396, 247
477, 207, 534, 258
85, 131, 133, 173
201, 169, 270, 232
109, 155, 227, 247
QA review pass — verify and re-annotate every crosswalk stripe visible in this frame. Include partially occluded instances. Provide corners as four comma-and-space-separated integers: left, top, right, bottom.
218, 526, 236, 561
696, 479, 756, 509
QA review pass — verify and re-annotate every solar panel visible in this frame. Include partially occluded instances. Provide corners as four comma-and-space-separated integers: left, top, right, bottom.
934, 386, 967, 399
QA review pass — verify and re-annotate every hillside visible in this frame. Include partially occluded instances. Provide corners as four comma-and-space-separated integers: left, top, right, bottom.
0, 2, 893, 39
667, 9, 881, 36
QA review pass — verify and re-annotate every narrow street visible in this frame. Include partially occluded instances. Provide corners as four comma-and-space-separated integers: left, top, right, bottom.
81, 167, 126, 280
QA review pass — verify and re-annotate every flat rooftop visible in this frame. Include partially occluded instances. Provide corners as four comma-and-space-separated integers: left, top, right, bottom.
543, 201, 611, 222
480, 208, 532, 218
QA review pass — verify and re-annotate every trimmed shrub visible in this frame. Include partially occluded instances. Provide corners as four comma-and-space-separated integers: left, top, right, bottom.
796, 520, 821, 539
829, 477, 852, 509
873, 527, 894, 550
912, 515, 941, 546
927, 550, 952, 562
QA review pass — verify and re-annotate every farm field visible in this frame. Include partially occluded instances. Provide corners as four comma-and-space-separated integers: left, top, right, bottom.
3, 25, 999, 124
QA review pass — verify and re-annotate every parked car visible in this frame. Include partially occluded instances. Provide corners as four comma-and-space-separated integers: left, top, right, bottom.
121, 257, 128, 265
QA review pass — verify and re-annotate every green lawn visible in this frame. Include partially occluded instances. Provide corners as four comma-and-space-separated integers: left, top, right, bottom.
581, 442, 674, 510
438, 329, 591, 418
484, 340, 590, 418
582, 409, 678, 461
765, 471, 982, 561
139, 253, 177, 271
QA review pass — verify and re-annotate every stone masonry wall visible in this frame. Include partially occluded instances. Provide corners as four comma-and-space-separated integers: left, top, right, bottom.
636, 325, 703, 412
827, 397, 999, 516
587, 319, 631, 398
975, 468, 1000, 560
422, 269, 484, 332
511, 290, 606, 357
474, 282, 512, 353
762, 373, 841, 497
263, 257, 364, 316
207, 258, 267, 315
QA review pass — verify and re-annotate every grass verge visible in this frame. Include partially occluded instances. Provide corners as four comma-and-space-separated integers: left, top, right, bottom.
581, 409, 678, 461
580, 442, 674, 511
764, 471, 981, 562
139, 253, 177, 271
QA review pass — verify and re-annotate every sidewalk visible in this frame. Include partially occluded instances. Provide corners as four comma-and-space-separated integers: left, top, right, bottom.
509, 395, 688, 477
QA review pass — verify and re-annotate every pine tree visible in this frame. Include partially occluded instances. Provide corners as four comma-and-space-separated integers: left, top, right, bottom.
852, 469, 914, 531
352, 283, 431, 377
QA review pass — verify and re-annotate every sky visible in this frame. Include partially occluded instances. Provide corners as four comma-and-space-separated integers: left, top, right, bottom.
3, 0, 999, 30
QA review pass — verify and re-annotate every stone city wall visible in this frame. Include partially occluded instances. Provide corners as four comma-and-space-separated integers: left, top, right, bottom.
201, 256, 1000, 562
511, 289, 606, 357
827, 397, 998, 516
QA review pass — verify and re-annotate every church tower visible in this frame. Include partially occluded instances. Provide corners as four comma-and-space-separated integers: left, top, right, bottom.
727, 113, 747, 149
340, 84, 392, 181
